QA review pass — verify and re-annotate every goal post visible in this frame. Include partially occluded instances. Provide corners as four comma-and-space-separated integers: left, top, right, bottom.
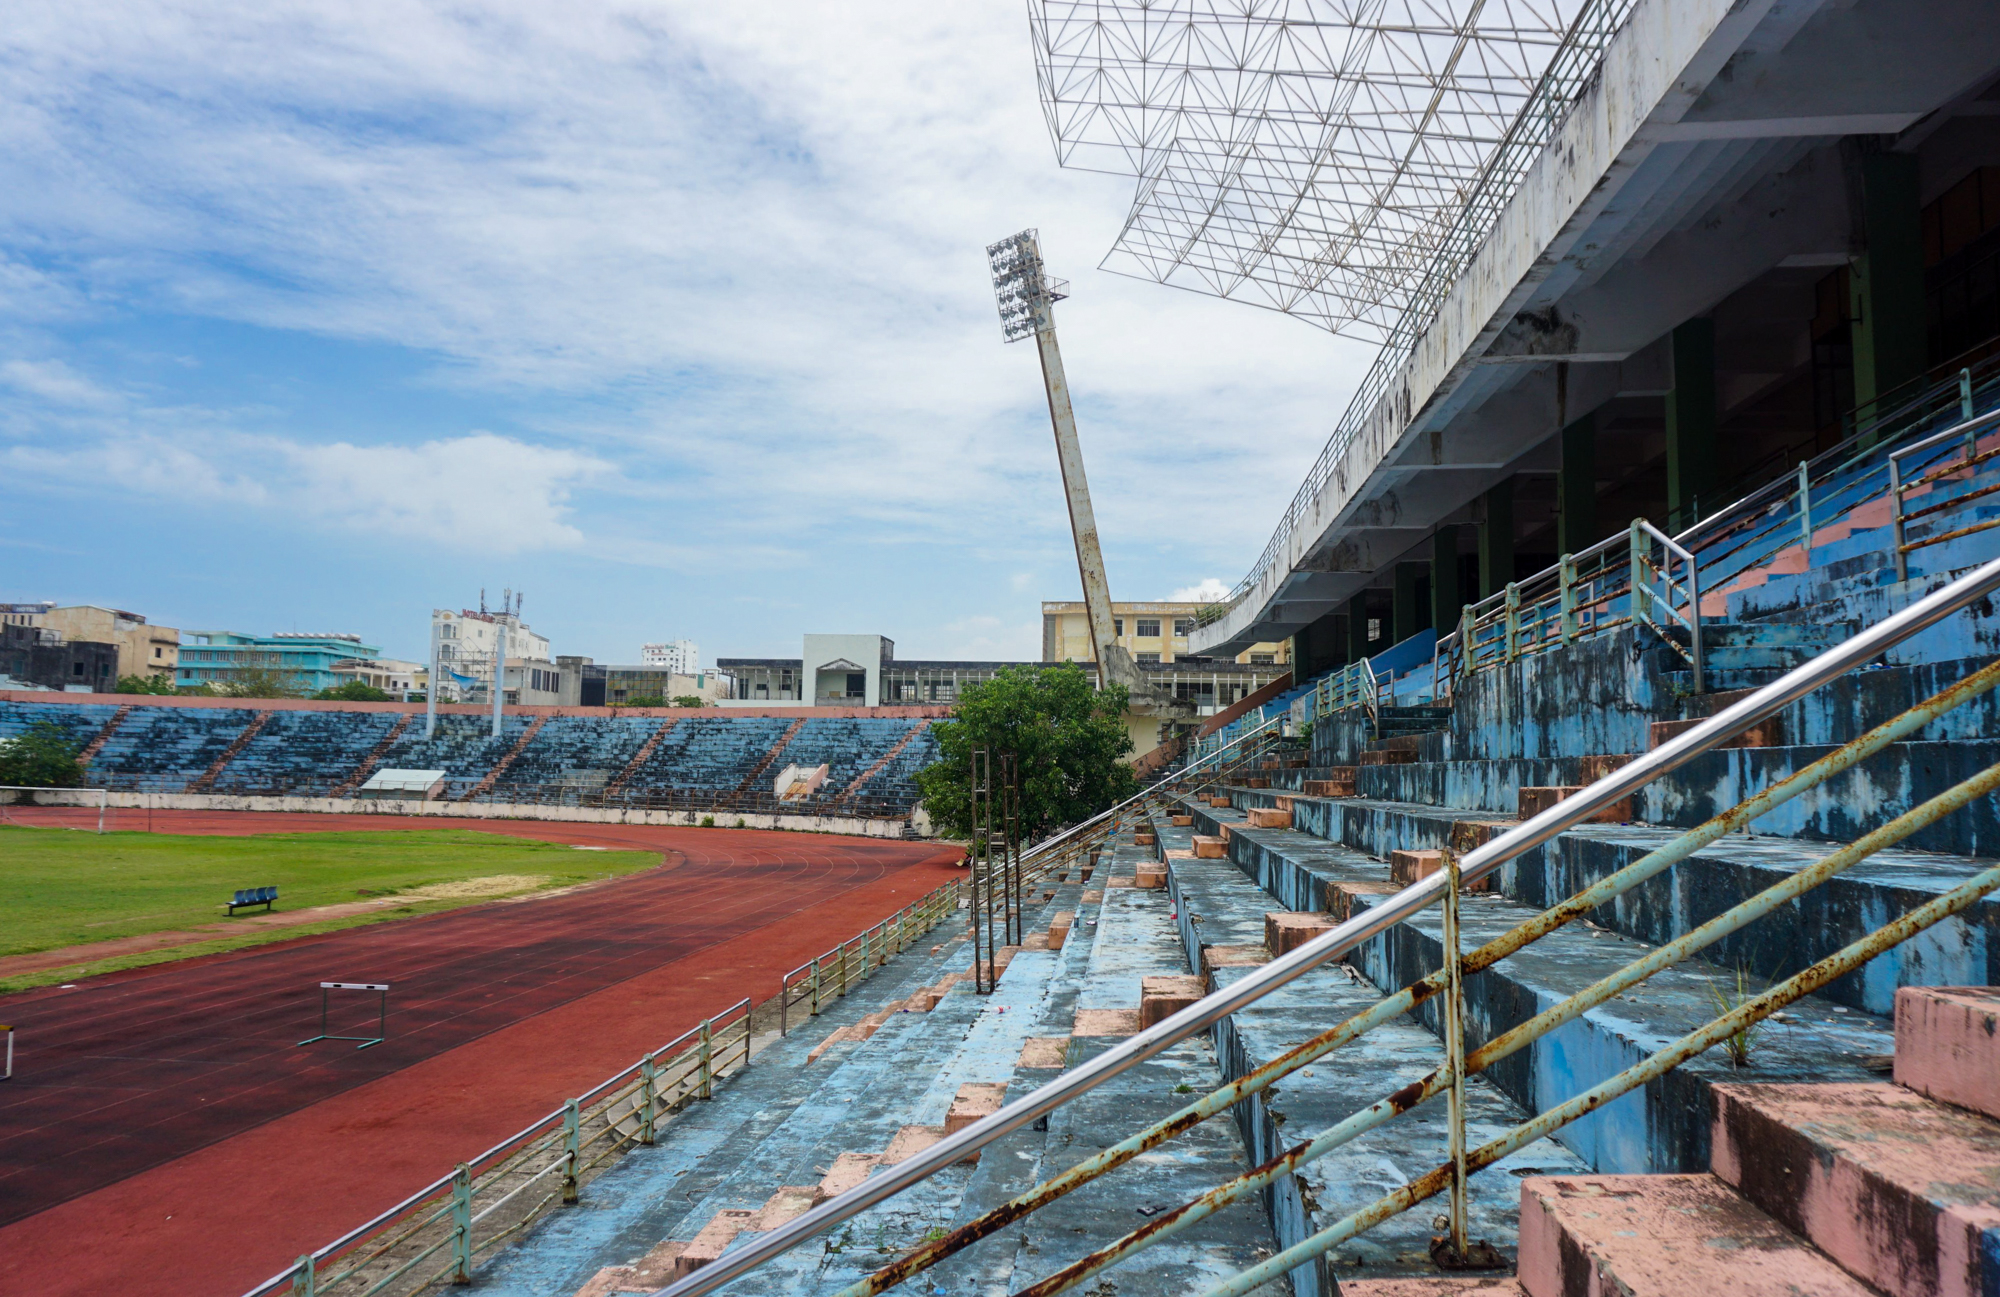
0, 785, 109, 833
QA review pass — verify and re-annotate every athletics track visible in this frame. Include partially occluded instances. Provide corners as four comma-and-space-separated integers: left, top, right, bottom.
0, 808, 962, 1297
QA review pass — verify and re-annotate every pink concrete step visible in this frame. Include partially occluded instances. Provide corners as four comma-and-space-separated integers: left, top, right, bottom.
1895, 986, 2000, 1120
1340, 1280, 1525, 1296
1518, 1173, 1876, 1296
1710, 1081, 2000, 1297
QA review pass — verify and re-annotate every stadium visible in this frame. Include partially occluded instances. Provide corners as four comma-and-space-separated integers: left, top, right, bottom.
6, 2, 2000, 1297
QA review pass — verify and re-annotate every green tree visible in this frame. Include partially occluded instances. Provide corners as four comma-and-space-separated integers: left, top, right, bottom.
671, 695, 706, 709
115, 672, 176, 695
214, 653, 305, 699
619, 694, 668, 708
314, 680, 393, 702
916, 663, 1136, 840
0, 721, 85, 788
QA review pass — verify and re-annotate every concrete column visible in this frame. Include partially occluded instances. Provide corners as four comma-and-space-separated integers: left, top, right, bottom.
1557, 411, 1597, 556
1478, 481, 1513, 598
1393, 561, 1429, 642
1666, 317, 1718, 529
1345, 594, 1371, 662
1850, 151, 1927, 429
1292, 613, 1345, 678
1431, 526, 1463, 633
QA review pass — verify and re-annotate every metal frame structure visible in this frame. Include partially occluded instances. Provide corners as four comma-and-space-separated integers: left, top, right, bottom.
645, 554, 2000, 1297
0, 785, 107, 833
297, 982, 390, 1051
1027, 0, 1638, 616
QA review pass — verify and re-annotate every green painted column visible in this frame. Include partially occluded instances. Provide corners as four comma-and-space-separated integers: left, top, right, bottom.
1850, 151, 1927, 433
1666, 317, 1718, 529
1478, 480, 1513, 597
1431, 526, 1463, 633
1344, 594, 1371, 662
1557, 411, 1597, 556
1393, 561, 1429, 642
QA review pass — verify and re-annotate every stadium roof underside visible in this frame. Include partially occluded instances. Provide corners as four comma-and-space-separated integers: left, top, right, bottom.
1034, 0, 2000, 655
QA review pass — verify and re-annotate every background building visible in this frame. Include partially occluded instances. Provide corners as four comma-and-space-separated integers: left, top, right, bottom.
330, 657, 425, 696
720, 630, 1287, 715
177, 631, 380, 694
1041, 601, 1291, 667
640, 640, 699, 673
0, 603, 180, 680
431, 607, 553, 705
0, 623, 119, 692
38, 606, 180, 681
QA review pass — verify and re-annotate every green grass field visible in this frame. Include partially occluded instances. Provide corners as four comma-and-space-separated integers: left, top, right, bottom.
0, 826, 659, 992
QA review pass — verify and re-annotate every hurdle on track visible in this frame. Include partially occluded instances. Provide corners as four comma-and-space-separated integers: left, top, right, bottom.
2, 1024, 12, 1080
298, 982, 390, 1050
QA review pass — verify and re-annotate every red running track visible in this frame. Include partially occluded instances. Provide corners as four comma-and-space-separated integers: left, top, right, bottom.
0, 809, 962, 1297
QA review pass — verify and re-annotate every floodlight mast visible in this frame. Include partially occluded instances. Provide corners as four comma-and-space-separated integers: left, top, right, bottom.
987, 230, 1148, 701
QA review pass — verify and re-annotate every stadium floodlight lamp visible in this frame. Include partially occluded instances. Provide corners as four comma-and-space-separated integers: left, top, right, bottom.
986, 229, 1069, 343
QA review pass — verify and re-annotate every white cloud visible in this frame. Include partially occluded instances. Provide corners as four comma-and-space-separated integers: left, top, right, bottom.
0, 2, 1375, 632
6, 428, 604, 554
1, 359, 117, 406
1170, 578, 1232, 603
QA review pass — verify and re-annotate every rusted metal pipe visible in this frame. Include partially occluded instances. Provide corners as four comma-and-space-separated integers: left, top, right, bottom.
1203, 853, 2000, 1297
1019, 755, 2000, 1297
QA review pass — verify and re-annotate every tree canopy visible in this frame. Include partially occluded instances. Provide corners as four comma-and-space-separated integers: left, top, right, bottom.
916, 663, 1136, 841
0, 721, 86, 787
314, 680, 393, 702
115, 672, 176, 695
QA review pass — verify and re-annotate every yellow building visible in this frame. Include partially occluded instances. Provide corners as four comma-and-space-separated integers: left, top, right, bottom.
31, 605, 181, 681
1040, 601, 1290, 668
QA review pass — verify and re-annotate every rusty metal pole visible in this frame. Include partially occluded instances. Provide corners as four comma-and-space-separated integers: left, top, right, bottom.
1442, 851, 1468, 1257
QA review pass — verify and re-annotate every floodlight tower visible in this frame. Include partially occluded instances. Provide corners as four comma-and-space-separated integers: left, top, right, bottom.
988, 230, 1179, 712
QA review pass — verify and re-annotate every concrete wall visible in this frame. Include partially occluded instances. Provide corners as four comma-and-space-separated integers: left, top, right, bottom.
6, 787, 926, 840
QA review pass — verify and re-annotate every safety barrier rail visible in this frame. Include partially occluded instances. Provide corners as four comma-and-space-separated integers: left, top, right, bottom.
249, 851, 972, 1296
249, 1000, 753, 1297
1302, 657, 1382, 729
649, 554, 2000, 1297
1433, 375, 2000, 703
777, 880, 965, 1035
1890, 415, 2000, 581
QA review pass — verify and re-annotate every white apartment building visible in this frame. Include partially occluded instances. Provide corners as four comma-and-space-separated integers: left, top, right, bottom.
431, 608, 555, 704
641, 639, 699, 673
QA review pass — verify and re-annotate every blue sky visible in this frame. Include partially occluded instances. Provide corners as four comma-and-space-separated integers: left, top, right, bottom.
0, 4, 1368, 665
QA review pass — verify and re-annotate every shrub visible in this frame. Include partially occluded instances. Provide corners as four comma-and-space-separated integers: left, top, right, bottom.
0, 721, 85, 787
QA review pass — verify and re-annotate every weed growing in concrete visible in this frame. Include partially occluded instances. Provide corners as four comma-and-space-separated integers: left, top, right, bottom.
1707, 966, 1764, 1068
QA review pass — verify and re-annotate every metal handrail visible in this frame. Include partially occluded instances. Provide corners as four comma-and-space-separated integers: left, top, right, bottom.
838, 650, 2000, 1297
649, 554, 2000, 1297
1434, 399, 2000, 701
1016, 715, 1284, 873
245, 998, 753, 1297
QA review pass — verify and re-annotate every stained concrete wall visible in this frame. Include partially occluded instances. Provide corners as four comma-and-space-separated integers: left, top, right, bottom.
7, 788, 922, 839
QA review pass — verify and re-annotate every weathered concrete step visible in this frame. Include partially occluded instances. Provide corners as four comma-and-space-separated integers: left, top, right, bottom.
1340, 1280, 1526, 1296
1518, 1173, 1877, 1296
469, 932, 1006, 1296
1895, 985, 2000, 1120
1241, 790, 2000, 1016
1175, 793, 1893, 1177
1145, 808, 1589, 1289
1710, 1080, 2000, 1297
1343, 738, 2000, 857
